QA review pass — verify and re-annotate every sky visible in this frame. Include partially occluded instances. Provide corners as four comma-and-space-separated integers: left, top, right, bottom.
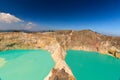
0, 0, 120, 35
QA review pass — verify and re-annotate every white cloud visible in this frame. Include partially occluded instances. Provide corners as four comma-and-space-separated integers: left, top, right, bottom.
0, 12, 49, 31
25, 22, 37, 30
0, 12, 22, 23
24, 22, 48, 31
26, 22, 33, 26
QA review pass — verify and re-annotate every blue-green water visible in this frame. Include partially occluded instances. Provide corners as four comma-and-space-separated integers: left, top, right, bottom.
0, 50, 54, 80
65, 50, 120, 80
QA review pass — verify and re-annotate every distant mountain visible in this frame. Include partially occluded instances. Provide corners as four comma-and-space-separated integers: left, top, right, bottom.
0, 29, 55, 33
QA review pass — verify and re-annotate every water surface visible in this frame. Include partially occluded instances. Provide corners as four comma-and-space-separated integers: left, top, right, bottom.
65, 50, 120, 80
0, 50, 54, 80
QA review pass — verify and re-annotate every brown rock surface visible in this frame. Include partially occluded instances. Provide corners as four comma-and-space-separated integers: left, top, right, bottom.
0, 30, 120, 80
49, 68, 75, 80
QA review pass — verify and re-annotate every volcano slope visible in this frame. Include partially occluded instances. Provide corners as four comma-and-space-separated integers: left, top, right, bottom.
0, 30, 120, 80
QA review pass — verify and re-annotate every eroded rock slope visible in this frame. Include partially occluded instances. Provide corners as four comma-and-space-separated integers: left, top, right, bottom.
0, 30, 120, 80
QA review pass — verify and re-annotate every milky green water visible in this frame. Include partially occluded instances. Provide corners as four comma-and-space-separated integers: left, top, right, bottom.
0, 50, 54, 80
65, 50, 120, 80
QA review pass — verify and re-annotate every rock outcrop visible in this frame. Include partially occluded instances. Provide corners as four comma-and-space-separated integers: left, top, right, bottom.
0, 30, 120, 80
49, 68, 75, 80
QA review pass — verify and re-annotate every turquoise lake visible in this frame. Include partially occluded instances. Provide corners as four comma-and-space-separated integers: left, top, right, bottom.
65, 50, 120, 80
0, 50, 54, 80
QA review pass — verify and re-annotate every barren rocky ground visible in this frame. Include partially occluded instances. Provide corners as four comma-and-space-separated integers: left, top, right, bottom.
0, 30, 120, 80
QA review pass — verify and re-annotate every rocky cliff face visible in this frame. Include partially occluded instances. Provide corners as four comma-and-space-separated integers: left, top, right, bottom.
0, 30, 120, 80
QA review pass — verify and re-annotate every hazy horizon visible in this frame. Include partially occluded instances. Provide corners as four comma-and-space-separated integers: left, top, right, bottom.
0, 0, 120, 36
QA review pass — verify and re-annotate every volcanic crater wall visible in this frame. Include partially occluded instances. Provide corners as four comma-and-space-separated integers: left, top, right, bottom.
0, 30, 120, 80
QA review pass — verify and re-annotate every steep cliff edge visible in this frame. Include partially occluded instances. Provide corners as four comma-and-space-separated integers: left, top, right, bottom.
0, 30, 120, 80
0, 32, 75, 80
55, 30, 120, 57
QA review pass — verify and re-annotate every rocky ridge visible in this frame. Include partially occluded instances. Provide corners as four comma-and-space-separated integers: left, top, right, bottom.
0, 30, 120, 80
